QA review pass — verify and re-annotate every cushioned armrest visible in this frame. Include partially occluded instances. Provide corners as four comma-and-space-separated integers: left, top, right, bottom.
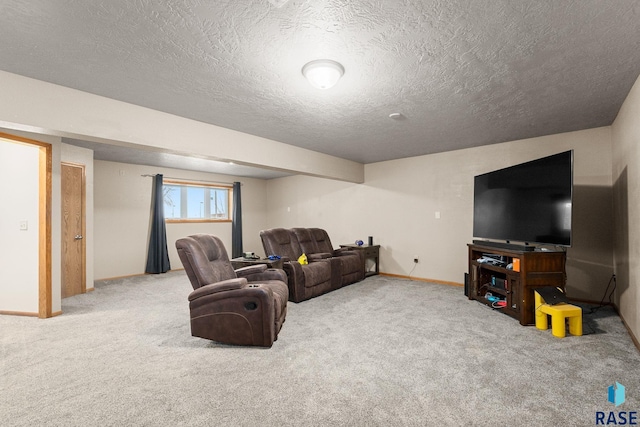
235, 264, 268, 277
334, 248, 359, 257
241, 266, 287, 282
188, 278, 248, 301
308, 252, 332, 260
255, 268, 287, 283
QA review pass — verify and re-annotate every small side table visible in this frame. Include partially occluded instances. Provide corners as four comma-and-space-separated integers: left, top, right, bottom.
339, 244, 380, 277
230, 257, 284, 271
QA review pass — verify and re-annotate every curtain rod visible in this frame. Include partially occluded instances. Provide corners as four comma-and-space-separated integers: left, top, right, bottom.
140, 174, 241, 186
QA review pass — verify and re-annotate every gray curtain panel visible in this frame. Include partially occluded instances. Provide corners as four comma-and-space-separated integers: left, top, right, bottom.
232, 181, 243, 259
145, 174, 171, 273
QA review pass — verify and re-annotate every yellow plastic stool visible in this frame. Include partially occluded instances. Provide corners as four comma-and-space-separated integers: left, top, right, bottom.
535, 291, 582, 338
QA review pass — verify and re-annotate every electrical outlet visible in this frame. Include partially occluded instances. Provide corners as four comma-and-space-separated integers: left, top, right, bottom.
413, 257, 419, 264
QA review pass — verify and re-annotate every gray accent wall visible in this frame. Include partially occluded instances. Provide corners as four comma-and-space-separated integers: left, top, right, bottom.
612, 73, 640, 344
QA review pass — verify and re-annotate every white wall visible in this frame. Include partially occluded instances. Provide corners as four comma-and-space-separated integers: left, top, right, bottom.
0, 133, 96, 315
266, 127, 614, 299
0, 131, 63, 315
0, 139, 39, 313
611, 73, 640, 341
94, 160, 269, 279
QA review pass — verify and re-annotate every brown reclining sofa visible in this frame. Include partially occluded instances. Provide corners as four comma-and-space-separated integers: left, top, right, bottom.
260, 227, 365, 302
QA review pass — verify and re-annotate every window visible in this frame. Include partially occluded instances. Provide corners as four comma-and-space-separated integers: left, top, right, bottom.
163, 180, 231, 222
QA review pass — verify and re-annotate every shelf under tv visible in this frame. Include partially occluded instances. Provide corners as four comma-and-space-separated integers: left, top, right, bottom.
472, 239, 536, 252
467, 243, 567, 325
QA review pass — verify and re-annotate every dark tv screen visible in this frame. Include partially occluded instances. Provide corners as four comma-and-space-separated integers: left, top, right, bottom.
473, 150, 573, 247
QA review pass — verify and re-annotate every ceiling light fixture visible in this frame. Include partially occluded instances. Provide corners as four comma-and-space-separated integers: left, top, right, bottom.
302, 59, 345, 90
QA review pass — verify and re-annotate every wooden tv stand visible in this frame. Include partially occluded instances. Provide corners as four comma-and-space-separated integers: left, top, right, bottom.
468, 243, 566, 325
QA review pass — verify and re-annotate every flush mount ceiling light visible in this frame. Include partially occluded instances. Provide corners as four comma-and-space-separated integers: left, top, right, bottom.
302, 59, 345, 90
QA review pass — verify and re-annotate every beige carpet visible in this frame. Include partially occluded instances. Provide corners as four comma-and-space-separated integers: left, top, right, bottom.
1, 271, 638, 426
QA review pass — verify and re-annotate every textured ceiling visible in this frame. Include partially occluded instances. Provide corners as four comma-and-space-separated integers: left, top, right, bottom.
1, 1, 639, 176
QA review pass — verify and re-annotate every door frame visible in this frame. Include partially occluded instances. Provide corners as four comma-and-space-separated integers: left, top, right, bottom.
0, 132, 52, 318
61, 161, 87, 297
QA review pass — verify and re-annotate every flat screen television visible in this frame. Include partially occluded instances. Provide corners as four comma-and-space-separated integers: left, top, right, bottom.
473, 150, 573, 249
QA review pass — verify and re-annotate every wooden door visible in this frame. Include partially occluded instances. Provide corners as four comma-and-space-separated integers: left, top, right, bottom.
61, 163, 85, 298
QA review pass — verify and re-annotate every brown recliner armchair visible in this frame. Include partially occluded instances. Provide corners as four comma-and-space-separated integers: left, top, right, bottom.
259, 228, 333, 303
176, 234, 288, 347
